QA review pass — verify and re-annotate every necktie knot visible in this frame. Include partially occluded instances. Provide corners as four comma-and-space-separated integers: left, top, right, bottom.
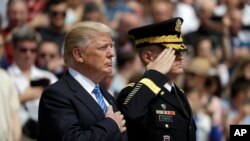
93, 85, 107, 113
93, 85, 102, 97
171, 86, 176, 94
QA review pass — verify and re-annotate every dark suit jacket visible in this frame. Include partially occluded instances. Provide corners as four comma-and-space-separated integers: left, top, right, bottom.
117, 70, 196, 141
38, 71, 127, 141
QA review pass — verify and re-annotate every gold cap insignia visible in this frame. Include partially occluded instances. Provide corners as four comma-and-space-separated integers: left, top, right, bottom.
175, 19, 181, 32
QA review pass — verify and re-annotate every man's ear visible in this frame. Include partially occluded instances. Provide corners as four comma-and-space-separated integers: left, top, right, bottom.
72, 48, 84, 63
141, 50, 154, 65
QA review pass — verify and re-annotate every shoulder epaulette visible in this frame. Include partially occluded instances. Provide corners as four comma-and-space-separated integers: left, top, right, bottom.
139, 78, 161, 95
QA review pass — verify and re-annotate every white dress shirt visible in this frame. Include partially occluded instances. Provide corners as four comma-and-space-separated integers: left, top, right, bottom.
164, 82, 174, 93
7, 64, 58, 126
68, 68, 109, 107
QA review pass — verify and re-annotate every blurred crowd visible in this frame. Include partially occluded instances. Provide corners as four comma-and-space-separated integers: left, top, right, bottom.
0, 0, 250, 141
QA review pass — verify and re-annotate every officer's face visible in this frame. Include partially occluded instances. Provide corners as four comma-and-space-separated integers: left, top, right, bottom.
143, 45, 184, 77
153, 46, 184, 76
167, 51, 184, 76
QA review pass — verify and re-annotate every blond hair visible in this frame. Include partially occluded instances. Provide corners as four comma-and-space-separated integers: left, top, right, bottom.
63, 21, 114, 66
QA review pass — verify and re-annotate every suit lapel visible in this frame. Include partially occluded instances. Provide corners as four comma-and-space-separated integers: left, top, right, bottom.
62, 72, 105, 120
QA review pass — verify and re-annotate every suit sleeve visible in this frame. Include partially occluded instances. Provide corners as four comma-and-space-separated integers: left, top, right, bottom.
117, 70, 168, 120
38, 87, 122, 141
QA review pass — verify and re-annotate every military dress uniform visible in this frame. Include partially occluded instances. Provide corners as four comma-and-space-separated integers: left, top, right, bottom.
116, 17, 196, 141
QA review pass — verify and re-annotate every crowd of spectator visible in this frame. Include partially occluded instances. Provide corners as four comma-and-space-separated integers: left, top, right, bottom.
0, 0, 250, 141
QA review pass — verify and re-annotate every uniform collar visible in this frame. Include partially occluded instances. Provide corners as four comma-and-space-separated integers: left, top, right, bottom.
163, 82, 175, 92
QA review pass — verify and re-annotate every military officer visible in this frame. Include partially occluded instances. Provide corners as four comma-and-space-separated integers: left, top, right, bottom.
117, 17, 196, 141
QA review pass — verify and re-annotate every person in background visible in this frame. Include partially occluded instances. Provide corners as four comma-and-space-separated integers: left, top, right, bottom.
222, 76, 250, 140
117, 17, 196, 141
184, 0, 222, 49
185, 57, 223, 141
36, 39, 65, 78
230, 57, 250, 83
194, 37, 230, 88
110, 12, 144, 97
222, 8, 250, 69
228, 76, 250, 124
150, 0, 175, 23
37, 0, 67, 48
7, 27, 58, 140
194, 37, 218, 67
65, 0, 84, 28
103, 0, 131, 26
186, 88, 212, 141
2, 0, 29, 66
82, 2, 108, 24
38, 21, 127, 141
112, 46, 144, 98
0, 68, 21, 141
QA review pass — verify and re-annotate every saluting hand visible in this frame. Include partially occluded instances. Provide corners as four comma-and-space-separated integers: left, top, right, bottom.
146, 48, 176, 75
105, 106, 126, 133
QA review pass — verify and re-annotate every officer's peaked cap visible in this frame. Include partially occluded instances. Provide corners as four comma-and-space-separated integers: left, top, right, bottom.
128, 17, 187, 51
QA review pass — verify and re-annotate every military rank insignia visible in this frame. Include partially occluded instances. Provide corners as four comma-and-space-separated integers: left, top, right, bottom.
156, 107, 176, 123
156, 110, 176, 116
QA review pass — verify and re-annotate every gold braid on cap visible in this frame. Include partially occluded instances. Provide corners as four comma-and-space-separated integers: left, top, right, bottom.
161, 44, 186, 50
135, 35, 183, 45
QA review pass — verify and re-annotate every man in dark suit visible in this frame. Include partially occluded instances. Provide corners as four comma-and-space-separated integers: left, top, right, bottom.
38, 21, 127, 141
117, 17, 196, 141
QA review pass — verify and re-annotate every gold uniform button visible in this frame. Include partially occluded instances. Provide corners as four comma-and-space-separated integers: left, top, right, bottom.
160, 91, 164, 95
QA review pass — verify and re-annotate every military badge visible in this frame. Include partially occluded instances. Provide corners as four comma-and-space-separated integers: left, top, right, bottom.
163, 135, 171, 141
175, 19, 181, 32
161, 104, 167, 110
159, 115, 173, 122
156, 110, 176, 115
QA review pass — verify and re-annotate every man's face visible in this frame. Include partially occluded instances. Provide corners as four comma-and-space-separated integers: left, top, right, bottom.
37, 42, 60, 68
169, 51, 184, 75
49, 2, 67, 29
14, 40, 37, 68
81, 32, 114, 76
8, 1, 28, 27
151, 2, 173, 23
